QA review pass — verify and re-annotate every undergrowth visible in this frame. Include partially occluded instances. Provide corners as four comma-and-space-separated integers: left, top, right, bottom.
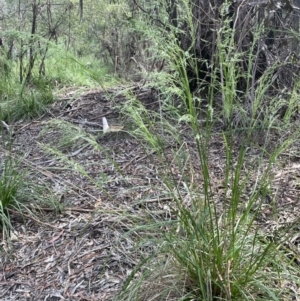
113, 2, 300, 301
0, 44, 114, 122
1, 1, 300, 299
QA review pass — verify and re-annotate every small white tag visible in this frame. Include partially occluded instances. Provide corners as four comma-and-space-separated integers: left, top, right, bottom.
102, 117, 110, 133
102, 117, 124, 134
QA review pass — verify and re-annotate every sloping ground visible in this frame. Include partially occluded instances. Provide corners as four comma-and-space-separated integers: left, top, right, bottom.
1, 86, 300, 300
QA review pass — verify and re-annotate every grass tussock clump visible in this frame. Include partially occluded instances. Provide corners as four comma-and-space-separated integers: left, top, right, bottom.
114, 3, 300, 300
0, 150, 26, 239
116, 114, 299, 300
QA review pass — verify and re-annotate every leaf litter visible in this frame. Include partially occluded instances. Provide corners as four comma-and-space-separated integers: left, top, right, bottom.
0, 85, 300, 300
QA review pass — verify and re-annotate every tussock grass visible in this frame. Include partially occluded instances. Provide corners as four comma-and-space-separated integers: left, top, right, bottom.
114, 2, 300, 301
0, 153, 25, 239
116, 97, 300, 300
0, 133, 65, 241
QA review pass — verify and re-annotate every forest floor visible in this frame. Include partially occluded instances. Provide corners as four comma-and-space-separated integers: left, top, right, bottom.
1, 86, 300, 300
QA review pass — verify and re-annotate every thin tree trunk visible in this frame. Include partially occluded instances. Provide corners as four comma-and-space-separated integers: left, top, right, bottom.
25, 1, 37, 83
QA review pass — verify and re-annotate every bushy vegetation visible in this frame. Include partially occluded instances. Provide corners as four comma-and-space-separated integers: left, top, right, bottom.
1, 0, 300, 299
0, 47, 115, 122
